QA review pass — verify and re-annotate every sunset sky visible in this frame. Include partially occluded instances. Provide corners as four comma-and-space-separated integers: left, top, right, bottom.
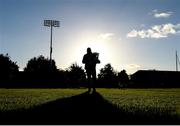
1, 0, 180, 74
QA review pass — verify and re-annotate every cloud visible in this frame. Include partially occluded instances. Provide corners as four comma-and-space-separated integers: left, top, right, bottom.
154, 12, 172, 18
140, 24, 146, 28
98, 33, 114, 40
126, 30, 138, 38
127, 23, 180, 39
125, 64, 141, 69
152, 9, 173, 18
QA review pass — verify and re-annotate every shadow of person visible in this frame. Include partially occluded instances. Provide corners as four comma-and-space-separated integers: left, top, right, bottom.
1, 91, 178, 125
0, 91, 121, 125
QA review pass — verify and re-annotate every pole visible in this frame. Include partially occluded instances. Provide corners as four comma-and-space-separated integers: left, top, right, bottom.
50, 23, 53, 70
176, 50, 178, 71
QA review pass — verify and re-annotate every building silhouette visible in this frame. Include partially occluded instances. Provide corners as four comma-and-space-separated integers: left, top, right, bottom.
131, 70, 180, 88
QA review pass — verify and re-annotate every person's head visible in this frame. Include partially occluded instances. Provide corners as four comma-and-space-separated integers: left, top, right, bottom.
87, 47, 92, 54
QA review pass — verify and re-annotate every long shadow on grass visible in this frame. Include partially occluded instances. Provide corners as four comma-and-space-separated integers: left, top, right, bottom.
0, 91, 179, 124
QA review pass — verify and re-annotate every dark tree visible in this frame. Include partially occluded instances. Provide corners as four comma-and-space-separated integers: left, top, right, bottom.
118, 70, 129, 88
23, 55, 58, 85
54, 69, 69, 87
0, 54, 19, 84
67, 63, 86, 88
24, 55, 57, 72
98, 63, 118, 87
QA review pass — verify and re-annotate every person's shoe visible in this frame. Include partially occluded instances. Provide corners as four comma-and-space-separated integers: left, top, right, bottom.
92, 89, 96, 93
88, 89, 91, 93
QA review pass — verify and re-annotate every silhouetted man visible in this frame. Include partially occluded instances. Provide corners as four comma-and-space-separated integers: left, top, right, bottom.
82, 47, 100, 93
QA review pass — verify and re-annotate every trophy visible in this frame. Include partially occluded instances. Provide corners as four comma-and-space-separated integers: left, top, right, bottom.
93, 52, 100, 64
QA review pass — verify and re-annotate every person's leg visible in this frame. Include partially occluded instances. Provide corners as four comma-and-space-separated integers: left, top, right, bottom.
86, 70, 92, 92
92, 69, 96, 92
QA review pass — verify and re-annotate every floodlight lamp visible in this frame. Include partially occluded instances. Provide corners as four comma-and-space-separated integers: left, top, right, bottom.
52, 20, 60, 27
44, 20, 51, 27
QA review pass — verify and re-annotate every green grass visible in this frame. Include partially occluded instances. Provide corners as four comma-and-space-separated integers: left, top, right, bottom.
0, 88, 180, 119
98, 88, 180, 118
0, 88, 86, 111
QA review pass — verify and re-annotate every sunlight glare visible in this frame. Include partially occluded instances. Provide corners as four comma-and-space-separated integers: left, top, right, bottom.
74, 33, 114, 71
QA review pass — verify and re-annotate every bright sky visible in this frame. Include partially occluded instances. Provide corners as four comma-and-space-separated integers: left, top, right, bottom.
1, 0, 180, 74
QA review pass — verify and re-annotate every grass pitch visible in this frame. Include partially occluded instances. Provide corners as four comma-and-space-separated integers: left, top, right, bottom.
98, 88, 180, 118
0, 88, 179, 123
0, 88, 85, 111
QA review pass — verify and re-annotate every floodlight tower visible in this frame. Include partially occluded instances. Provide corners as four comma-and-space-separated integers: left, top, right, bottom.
44, 20, 60, 69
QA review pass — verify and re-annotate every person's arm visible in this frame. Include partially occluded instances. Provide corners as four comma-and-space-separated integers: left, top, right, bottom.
82, 55, 86, 64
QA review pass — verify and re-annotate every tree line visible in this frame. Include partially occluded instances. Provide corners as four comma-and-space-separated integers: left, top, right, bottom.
0, 53, 129, 88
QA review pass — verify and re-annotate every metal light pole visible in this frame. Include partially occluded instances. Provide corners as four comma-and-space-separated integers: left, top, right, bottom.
176, 51, 178, 71
44, 20, 60, 70
176, 50, 180, 71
